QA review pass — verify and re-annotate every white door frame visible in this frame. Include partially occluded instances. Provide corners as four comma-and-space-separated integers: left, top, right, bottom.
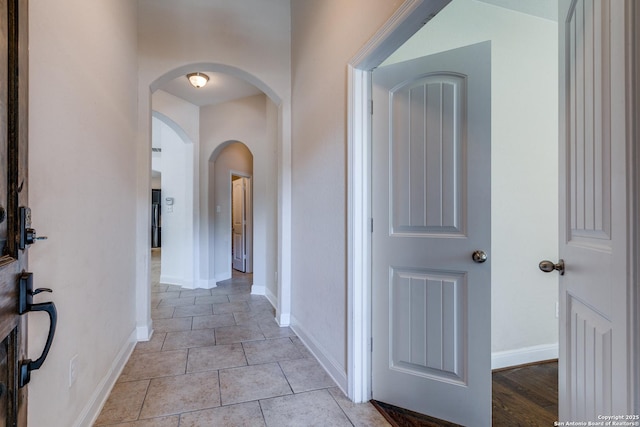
347, 0, 640, 408
618, 0, 640, 411
346, 0, 451, 403
633, 2, 640, 409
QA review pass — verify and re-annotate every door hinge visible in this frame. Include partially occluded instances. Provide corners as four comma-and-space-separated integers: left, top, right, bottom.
369, 99, 373, 115
370, 218, 374, 233
370, 337, 373, 352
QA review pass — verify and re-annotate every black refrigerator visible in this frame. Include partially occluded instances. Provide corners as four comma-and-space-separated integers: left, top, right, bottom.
151, 189, 161, 248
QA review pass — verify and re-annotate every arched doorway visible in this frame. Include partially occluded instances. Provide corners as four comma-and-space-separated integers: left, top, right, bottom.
208, 141, 254, 281
137, 63, 288, 345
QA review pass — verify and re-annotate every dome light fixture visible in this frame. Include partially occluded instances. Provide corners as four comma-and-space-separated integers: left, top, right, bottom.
187, 72, 209, 89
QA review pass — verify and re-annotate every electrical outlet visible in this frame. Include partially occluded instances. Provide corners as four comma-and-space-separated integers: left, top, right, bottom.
69, 354, 78, 387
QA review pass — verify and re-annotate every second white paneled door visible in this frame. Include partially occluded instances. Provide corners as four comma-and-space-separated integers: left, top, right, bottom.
371, 42, 491, 426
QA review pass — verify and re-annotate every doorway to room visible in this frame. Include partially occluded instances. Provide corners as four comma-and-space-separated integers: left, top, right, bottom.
210, 141, 253, 281
349, 0, 562, 424
231, 174, 253, 274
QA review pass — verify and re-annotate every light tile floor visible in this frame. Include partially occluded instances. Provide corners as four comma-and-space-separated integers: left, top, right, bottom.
94, 251, 390, 427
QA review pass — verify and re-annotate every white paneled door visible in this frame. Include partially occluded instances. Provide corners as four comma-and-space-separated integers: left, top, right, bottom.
557, 0, 634, 421
371, 42, 491, 426
232, 177, 247, 272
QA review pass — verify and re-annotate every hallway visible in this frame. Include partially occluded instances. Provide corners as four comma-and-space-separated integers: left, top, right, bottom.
93, 250, 389, 426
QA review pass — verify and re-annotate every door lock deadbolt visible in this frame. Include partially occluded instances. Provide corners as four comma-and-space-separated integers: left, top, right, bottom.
19, 207, 47, 250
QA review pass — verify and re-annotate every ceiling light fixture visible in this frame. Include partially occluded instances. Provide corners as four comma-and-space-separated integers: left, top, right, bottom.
187, 72, 209, 89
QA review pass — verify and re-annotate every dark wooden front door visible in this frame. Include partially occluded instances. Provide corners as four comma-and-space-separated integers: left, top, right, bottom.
0, 0, 28, 425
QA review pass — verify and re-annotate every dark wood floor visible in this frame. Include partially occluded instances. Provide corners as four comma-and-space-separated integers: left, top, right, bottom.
374, 360, 558, 426
493, 360, 558, 426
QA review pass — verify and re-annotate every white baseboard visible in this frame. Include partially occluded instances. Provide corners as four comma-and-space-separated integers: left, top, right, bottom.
251, 284, 266, 295
491, 343, 558, 370
264, 286, 277, 309
276, 312, 290, 327
214, 272, 231, 282
159, 275, 192, 288
73, 329, 137, 427
197, 278, 218, 289
136, 323, 153, 341
290, 316, 348, 393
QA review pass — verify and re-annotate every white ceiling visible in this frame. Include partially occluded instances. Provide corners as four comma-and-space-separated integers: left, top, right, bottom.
159, 71, 263, 107
475, 0, 557, 21
156, 0, 556, 108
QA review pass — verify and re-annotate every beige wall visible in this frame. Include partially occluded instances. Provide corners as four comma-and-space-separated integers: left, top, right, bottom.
290, 0, 402, 389
28, 0, 138, 425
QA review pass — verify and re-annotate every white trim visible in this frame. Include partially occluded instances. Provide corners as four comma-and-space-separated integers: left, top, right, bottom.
74, 330, 137, 427
290, 316, 348, 393
346, 64, 372, 404
264, 285, 278, 308
347, 0, 451, 403
197, 278, 218, 289
275, 312, 290, 327
159, 274, 193, 289
136, 324, 153, 341
491, 344, 559, 371
214, 272, 231, 283
250, 284, 266, 295
628, 1, 640, 412
276, 101, 292, 330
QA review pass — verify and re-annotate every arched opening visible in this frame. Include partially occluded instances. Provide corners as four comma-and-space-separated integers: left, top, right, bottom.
208, 141, 254, 282
140, 63, 283, 335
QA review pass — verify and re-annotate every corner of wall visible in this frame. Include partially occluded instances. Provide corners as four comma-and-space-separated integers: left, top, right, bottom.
73, 329, 137, 427
136, 323, 153, 341
251, 284, 267, 296
491, 343, 559, 370
290, 316, 348, 393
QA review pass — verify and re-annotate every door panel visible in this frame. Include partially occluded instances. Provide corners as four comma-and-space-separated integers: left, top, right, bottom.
0, 0, 28, 424
390, 268, 466, 383
391, 75, 464, 235
372, 42, 491, 426
558, 0, 631, 421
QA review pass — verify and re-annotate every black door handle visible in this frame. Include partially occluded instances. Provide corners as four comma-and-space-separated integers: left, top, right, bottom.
19, 301, 57, 388
17, 272, 57, 388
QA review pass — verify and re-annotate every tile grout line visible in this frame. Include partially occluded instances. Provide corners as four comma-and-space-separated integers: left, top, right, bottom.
327, 388, 357, 427
134, 377, 152, 423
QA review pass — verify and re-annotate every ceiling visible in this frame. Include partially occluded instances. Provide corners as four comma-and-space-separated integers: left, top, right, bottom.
156, 0, 556, 108
475, 0, 557, 21
158, 71, 262, 107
